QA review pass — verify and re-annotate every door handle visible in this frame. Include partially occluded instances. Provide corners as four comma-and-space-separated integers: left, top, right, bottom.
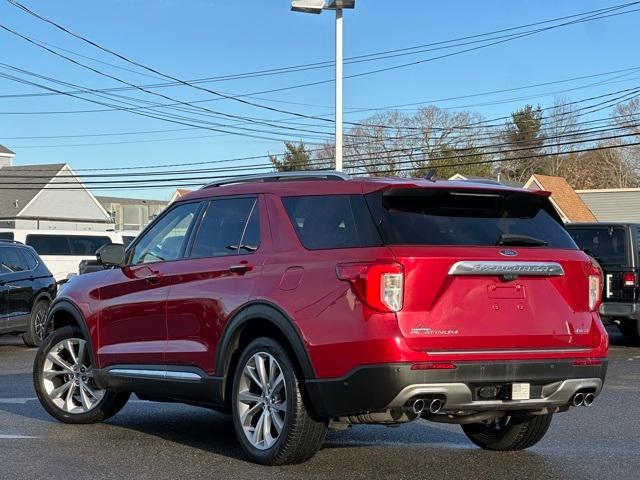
141, 270, 161, 284
229, 263, 252, 275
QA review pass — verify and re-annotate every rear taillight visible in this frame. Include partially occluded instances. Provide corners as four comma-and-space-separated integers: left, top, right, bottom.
336, 262, 404, 312
623, 272, 636, 288
588, 258, 603, 311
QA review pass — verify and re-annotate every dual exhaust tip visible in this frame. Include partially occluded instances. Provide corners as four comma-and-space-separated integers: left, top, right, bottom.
572, 392, 595, 407
408, 397, 443, 415
408, 391, 594, 414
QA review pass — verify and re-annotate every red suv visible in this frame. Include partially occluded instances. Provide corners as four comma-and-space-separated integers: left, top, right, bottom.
33, 172, 608, 465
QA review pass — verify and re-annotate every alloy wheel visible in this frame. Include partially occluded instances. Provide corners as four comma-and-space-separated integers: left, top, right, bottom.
34, 306, 47, 341
237, 352, 287, 450
41, 338, 105, 414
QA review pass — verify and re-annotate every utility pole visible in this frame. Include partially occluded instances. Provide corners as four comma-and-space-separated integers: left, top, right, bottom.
334, 7, 343, 171
291, 1, 355, 172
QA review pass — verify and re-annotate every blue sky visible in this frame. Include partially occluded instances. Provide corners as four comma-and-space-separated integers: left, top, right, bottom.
1, 0, 639, 199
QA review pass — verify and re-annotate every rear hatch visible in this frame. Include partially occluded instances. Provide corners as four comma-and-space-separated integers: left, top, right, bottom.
366, 186, 599, 357
567, 225, 638, 304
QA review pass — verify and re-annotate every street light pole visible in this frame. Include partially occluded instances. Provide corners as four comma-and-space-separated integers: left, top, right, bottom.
334, 7, 343, 172
291, 0, 355, 173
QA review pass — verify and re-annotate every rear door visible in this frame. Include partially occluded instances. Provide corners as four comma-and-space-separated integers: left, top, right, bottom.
0, 253, 10, 331
366, 187, 597, 356
0, 246, 36, 329
163, 196, 265, 371
567, 225, 637, 304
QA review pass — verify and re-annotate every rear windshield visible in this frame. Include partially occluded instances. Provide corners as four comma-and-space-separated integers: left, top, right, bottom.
366, 189, 577, 248
567, 226, 628, 266
26, 234, 111, 256
0, 232, 14, 241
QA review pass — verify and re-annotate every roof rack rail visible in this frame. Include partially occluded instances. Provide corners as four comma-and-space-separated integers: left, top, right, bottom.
202, 171, 351, 189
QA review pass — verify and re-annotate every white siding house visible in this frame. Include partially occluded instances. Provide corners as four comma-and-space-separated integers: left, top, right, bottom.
0, 163, 115, 231
577, 188, 640, 223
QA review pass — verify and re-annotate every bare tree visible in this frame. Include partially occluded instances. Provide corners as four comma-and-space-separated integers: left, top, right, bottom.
545, 97, 579, 177
328, 107, 490, 178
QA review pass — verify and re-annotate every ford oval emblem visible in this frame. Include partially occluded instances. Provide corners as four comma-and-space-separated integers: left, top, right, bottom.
500, 249, 518, 257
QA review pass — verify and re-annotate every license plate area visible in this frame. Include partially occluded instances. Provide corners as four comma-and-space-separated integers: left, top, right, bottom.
487, 283, 525, 299
510, 383, 531, 400
471, 383, 539, 401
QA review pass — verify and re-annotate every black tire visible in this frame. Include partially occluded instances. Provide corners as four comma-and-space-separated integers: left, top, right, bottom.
33, 326, 130, 424
618, 320, 640, 338
22, 299, 49, 348
231, 337, 327, 465
461, 414, 553, 451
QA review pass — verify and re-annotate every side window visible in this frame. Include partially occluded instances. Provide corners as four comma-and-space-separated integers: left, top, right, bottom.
190, 197, 258, 258
68, 236, 111, 255
26, 235, 71, 255
282, 195, 381, 250
240, 204, 260, 253
0, 247, 32, 273
0, 232, 14, 241
22, 250, 39, 270
130, 202, 200, 265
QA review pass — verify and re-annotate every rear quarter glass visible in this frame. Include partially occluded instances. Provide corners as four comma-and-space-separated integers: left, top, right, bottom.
281, 194, 382, 250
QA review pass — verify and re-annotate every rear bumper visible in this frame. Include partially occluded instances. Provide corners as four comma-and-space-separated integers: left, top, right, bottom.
305, 359, 607, 418
600, 302, 640, 320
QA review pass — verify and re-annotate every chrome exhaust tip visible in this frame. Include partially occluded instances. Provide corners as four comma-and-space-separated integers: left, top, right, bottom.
572, 393, 585, 407
429, 398, 443, 414
410, 398, 425, 415
583, 393, 595, 407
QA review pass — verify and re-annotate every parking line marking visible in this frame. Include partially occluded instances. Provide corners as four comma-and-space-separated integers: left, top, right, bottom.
0, 398, 37, 404
0, 435, 38, 439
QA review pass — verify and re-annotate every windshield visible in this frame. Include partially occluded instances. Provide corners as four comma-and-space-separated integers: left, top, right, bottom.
567, 226, 628, 266
366, 188, 577, 249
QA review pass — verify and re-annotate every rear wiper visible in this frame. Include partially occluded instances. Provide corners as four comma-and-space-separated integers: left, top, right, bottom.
496, 233, 548, 247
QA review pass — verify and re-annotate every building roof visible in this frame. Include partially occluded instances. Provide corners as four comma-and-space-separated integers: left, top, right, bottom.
0, 144, 16, 156
576, 189, 640, 223
169, 188, 193, 203
96, 195, 167, 206
524, 174, 597, 223
0, 164, 65, 218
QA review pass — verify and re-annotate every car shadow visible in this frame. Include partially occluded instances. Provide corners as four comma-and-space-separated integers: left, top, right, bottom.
606, 325, 640, 347
0, 381, 584, 476
106, 408, 577, 477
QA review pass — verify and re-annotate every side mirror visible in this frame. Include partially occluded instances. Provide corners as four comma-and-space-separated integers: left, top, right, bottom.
96, 243, 125, 267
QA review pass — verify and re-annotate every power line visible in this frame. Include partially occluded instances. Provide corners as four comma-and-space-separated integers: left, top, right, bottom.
3, 139, 639, 191
5, 0, 639, 133
0, 69, 334, 143
0, 26, 346, 140
3, 1, 638, 101
3, 128, 639, 184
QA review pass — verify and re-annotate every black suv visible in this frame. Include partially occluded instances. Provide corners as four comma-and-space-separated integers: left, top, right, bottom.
0, 240, 57, 346
566, 223, 640, 338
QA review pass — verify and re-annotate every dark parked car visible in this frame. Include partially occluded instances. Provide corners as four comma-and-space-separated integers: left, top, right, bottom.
566, 223, 640, 338
34, 173, 607, 465
0, 240, 57, 346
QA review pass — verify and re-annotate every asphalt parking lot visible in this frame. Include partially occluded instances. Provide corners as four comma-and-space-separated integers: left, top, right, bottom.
1, 328, 638, 480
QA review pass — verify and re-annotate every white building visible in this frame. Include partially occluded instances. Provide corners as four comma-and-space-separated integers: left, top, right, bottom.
0, 147, 114, 231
